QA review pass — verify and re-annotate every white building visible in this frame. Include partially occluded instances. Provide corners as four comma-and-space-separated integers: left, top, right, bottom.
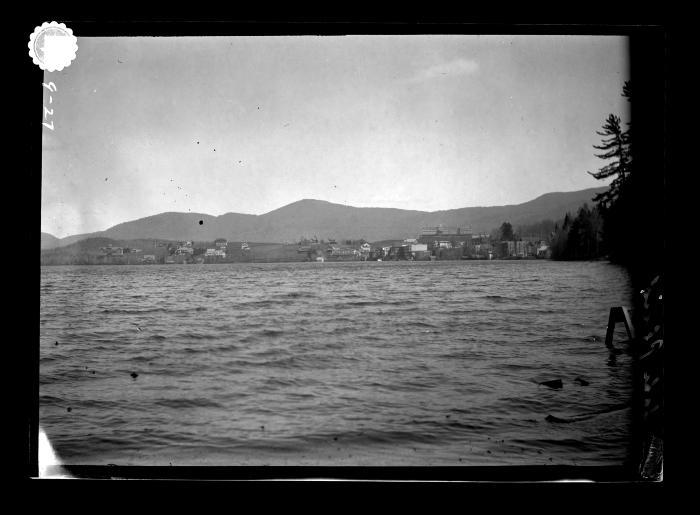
537, 244, 551, 258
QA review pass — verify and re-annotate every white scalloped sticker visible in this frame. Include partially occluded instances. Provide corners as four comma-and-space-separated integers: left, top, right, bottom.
28, 21, 78, 72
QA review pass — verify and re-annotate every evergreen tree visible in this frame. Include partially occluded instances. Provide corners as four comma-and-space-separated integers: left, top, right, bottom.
587, 81, 635, 265
588, 112, 631, 210
499, 222, 514, 241
549, 204, 603, 261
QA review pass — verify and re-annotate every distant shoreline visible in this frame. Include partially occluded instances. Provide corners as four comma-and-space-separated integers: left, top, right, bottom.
40, 257, 567, 267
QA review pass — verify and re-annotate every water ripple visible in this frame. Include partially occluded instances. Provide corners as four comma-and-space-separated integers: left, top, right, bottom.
40, 260, 634, 466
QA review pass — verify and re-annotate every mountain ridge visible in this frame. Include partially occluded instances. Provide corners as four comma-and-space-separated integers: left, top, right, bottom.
42, 187, 607, 248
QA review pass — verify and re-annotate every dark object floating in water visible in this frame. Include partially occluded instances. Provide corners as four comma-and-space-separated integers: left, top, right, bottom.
540, 379, 563, 389
333, 437, 338, 441
545, 414, 570, 423
66, 407, 72, 412
260, 425, 265, 430
130, 372, 138, 379
574, 376, 590, 386
55, 341, 58, 346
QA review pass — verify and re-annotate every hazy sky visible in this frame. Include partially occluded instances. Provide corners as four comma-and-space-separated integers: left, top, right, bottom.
41, 35, 629, 238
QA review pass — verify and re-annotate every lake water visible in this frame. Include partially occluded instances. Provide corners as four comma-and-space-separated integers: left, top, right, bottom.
39, 260, 636, 467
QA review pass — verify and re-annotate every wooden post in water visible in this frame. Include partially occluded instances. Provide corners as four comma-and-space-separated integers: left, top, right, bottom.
605, 306, 635, 349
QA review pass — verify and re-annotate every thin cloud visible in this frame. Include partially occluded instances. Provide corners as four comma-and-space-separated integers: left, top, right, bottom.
406, 58, 479, 83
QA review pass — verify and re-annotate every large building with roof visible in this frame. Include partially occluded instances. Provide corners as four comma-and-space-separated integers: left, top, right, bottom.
418, 225, 473, 248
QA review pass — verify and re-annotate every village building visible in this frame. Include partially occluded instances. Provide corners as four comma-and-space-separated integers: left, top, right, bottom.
327, 246, 358, 257
387, 245, 411, 260
537, 244, 551, 258
176, 245, 194, 255
409, 243, 428, 252
418, 225, 473, 248
100, 244, 123, 256
205, 247, 227, 257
